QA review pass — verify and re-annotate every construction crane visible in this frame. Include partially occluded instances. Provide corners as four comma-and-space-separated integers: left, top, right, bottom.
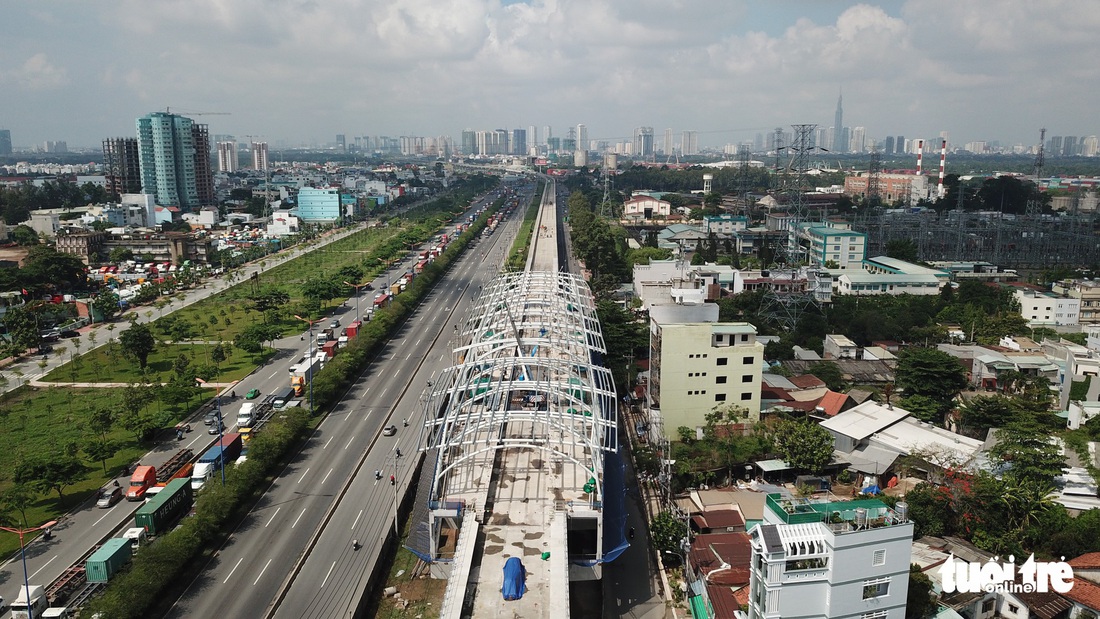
164, 107, 231, 116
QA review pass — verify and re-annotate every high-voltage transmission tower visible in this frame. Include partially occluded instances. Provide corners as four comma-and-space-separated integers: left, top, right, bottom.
599, 160, 614, 219
1026, 128, 1046, 217
788, 124, 818, 225
867, 149, 883, 209
737, 145, 753, 216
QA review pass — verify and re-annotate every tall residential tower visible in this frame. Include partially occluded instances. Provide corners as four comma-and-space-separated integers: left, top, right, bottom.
135, 111, 215, 209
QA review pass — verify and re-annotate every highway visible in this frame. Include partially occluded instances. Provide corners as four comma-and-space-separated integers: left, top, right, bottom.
0, 188, 518, 614
163, 184, 533, 618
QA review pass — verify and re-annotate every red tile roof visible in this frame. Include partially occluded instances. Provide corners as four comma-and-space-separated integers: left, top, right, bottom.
816, 390, 851, 416
689, 532, 751, 586
789, 374, 826, 390
696, 508, 745, 530
1069, 553, 1100, 569
1063, 577, 1100, 611
761, 386, 793, 401
707, 585, 742, 618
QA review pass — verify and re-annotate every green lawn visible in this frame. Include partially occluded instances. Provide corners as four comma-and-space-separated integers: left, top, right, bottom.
0, 385, 209, 558
43, 341, 267, 385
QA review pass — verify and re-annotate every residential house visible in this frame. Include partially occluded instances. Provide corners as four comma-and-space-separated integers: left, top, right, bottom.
824, 334, 859, 360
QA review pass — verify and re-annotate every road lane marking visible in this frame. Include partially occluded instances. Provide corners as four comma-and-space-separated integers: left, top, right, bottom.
345, 436, 355, 449
253, 558, 272, 585
186, 435, 203, 449
352, 509, 363, 530
321, 561, 337, 588
298, 468, 310, 483
292, 507, 307, 528
268, 370, 279, 379
265, 507, 281, 527
92, 506, 116, 527
324, 436, 333, 449
30, 555, 56, 579
223, 557, 244, 583
322, 468, 333, 484
416, 338, 422, 347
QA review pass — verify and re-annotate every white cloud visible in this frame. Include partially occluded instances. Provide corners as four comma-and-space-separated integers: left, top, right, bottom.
2, 0, 1098, 147
1, 53, 68, 91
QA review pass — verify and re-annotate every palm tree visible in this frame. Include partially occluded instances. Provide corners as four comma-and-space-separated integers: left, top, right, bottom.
1001, 478, 1057, 532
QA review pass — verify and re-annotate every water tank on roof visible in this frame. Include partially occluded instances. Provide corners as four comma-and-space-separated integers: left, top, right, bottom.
895, 501, 909, 522
854, 507, 868, 529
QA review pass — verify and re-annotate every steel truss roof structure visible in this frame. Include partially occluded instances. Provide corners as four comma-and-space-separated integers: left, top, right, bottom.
421, 271, 618, 504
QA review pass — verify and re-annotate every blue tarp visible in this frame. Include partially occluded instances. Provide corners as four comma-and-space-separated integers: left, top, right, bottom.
861, 485, 881, 495
502, 557, 527, 601
599, 450, 630, 564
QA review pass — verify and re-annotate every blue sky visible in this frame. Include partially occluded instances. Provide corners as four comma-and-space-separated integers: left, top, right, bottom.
1, 1, 1096, 151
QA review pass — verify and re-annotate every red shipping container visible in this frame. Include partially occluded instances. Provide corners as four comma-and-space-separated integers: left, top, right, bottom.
322, 341, 339, 358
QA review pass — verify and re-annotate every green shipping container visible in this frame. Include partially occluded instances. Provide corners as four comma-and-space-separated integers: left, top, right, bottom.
134, 477, 194, 536
86, 538, 132, 583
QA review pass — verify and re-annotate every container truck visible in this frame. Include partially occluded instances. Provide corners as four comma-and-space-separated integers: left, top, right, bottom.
321, 340, 338, 358
10, 585, 48, 619
135, 478, 193, 535
85, 538, 132, 583
190, 433, 243, 490
236, 402, 256, 429
126, 465, 157, 501
290, 355, 324, 396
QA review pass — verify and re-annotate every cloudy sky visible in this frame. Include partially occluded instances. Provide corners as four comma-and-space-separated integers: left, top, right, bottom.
3, 0, 1098, 150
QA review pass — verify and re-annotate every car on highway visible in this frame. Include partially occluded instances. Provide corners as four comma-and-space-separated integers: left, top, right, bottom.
382, 425, 397, 436
203, 411, 219, 426
245, 388, 261, 399
96, 485, 124, 508
330, 319, 340, 329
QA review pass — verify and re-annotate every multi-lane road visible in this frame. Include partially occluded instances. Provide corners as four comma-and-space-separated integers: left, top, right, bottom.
0, 184, 530, 616
164, 184, 534, 618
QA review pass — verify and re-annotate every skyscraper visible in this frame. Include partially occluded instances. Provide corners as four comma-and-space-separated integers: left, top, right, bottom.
895, 136, 905, 154
663, 128, 674, 156
136, 111, 215, 209
850, 127, 866, 153
634, 127, 654, 158
681, 130, 698, 156
251, 141, 269, 171
0, 129, 11, 155
461, 129, 476, 155
576, 124, 588, 151
510, 128, 527, 156
527, 125, 538, 148
883, 136, 895, 155
833, 94, 844, 153
217, 141, 238, 173
102, 137, 142, 199
1064, 136, 1078, 157
336, 134, 346, 152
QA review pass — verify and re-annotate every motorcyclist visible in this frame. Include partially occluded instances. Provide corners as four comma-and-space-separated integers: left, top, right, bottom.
352, 539, 361, 551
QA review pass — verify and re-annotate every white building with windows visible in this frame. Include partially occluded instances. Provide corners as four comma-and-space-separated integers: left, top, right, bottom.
747, 493, 914, 619
1015, 288, 1080, 326
795, 225, 867, 270
648, 321, 763, 439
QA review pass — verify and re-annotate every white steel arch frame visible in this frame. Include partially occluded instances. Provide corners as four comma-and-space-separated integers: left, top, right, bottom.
421, 271, 618, 506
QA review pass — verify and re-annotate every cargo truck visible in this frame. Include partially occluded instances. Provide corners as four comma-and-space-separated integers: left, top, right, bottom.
10, 585, 48, 619
190, 433, 243, 490
236, 402, 256, 429
290, 355, 324, 396
85, 538, 132, 583
134, 477, 193, 536
127, 448, 194, 500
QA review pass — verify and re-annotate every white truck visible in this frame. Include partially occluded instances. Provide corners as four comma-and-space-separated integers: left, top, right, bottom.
10, 585, 48, 619
236, 402, 256, 429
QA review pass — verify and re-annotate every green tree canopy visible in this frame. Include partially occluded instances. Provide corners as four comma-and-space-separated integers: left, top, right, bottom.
119, 323, 157, 370
895, 347, 968, 416
772, 418, 834, 474
805, 361, 847, 392
92, 290, 122, 322
14, 454, 88, 505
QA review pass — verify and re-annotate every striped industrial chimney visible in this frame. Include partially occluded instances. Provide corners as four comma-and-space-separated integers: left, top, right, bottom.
938, 139, 947, 198
916, 139, 924, 175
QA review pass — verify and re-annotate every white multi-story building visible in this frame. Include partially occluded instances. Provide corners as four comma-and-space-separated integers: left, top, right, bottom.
1015, 288, 1080, 326
217, 141, 238, 173
251, 141, 269, 171
649, 321, 763, 439
747, 494, 914, 619
795, 224, 867, 270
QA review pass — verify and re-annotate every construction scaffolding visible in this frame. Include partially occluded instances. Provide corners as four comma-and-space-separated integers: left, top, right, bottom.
852, 209, 1100, 268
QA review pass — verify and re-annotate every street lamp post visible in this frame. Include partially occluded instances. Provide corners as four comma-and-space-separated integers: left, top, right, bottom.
0, 519, 57, 619
196, 379, 226, 486
293, 315, 317, 416
343, 281, 368, 324
389, 450, 401, 539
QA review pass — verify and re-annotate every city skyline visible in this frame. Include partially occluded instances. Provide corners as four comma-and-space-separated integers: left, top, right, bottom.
2, 1, 1098, 150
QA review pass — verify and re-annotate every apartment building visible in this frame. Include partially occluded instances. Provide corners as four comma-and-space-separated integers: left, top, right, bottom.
1015, 288, 1080, 326
1052, 279, 1100, 324
747, 494, 914, 619
649, 321, 764, 439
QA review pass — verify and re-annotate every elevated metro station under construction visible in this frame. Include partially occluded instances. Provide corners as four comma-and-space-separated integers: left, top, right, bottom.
406, 180, 627, 618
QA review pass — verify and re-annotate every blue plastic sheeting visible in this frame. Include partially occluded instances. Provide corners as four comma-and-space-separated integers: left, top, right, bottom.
598, 450, 629, 564
502, 557, 527, 601
862, 485, 881, 495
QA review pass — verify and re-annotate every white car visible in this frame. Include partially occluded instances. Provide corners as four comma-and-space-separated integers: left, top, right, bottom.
382, 425, 397, 437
